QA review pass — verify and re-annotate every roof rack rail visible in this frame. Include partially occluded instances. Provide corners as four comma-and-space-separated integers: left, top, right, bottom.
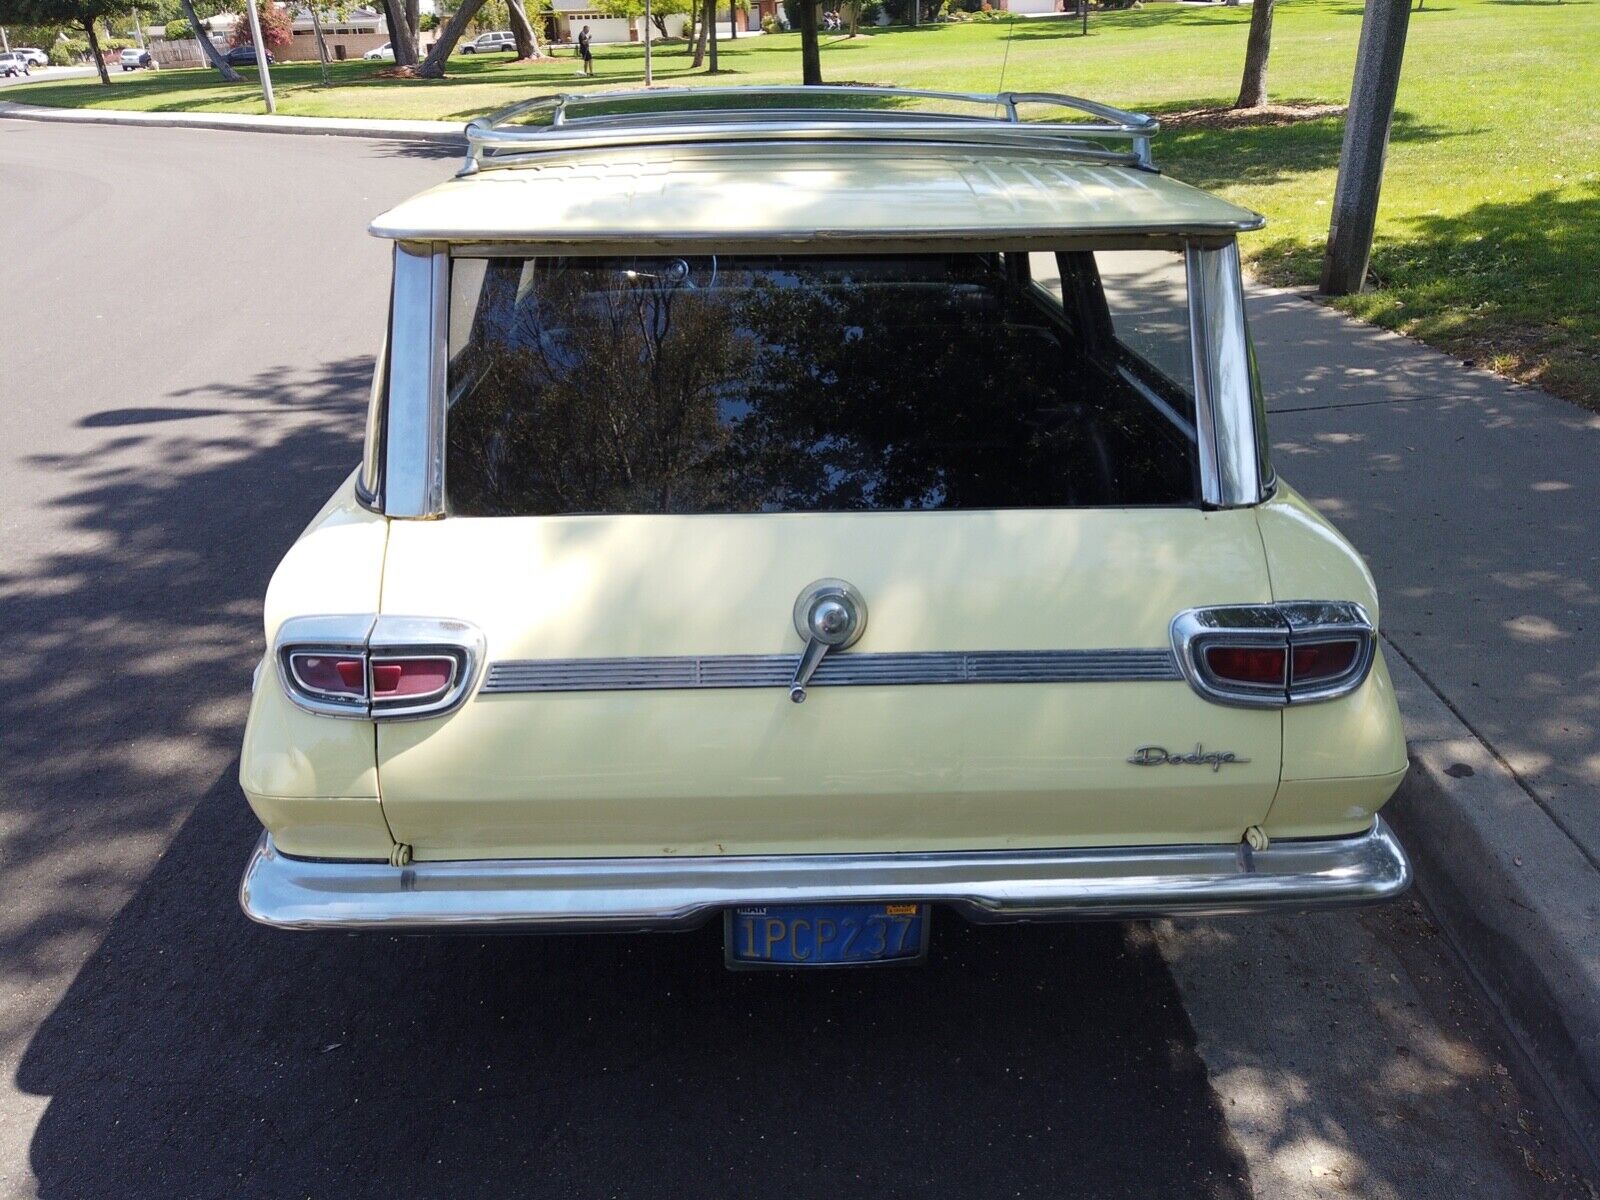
461, 86, 1159, 176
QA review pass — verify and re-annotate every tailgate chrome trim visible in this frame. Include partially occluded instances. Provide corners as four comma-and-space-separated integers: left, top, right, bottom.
481, 648, 1181, 694
240, 819, 1410, 932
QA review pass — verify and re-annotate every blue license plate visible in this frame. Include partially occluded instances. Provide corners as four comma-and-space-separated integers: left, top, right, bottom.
724, 903, 930, 968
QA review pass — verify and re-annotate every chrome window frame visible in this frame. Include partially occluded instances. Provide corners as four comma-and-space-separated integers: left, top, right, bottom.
372, 236, 1269, 519
382, 241, 450, 519
1185, 241, 1268, 508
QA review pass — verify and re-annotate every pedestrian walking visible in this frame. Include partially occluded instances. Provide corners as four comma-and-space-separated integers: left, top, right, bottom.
578, 24, 593, 75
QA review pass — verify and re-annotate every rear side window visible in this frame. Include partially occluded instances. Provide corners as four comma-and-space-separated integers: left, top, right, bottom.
445, 251, 1199, 516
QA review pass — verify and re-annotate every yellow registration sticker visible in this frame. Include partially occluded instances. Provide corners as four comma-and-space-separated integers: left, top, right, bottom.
885, 904, 919, 916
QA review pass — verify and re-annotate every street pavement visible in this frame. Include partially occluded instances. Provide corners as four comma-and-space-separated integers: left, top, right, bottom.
0, 119, 1593, 1199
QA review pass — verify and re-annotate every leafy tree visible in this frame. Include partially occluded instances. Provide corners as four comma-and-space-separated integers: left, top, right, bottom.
229, 0, 292, 46
0, 0, 137, 82
163, 13, 189, 34
1234, 0, 1275, 108
596, 0, 691, 39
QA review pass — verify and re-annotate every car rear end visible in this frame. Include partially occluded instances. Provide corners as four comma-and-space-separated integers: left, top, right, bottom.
238, 90, 1410, 961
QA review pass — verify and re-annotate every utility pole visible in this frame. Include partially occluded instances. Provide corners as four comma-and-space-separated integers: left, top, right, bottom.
1320, 0, 1413, 295
643, 0, 652, 84
133, 7, 146, 47
243, 0, 277, 114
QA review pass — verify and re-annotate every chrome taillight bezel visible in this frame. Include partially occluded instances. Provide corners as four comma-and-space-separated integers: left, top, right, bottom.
274, 613, 485, 721
1172, 601, 1375, 708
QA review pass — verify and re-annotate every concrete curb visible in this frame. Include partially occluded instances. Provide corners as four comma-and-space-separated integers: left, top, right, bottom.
1383, 642, 1600, 1174
0, 99, 464, 144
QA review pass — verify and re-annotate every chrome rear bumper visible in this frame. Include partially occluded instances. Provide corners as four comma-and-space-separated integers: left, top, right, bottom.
240, 819, 1410, 932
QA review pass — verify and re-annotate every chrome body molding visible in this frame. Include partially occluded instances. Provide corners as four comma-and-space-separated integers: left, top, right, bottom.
239, 818, 1412, 931
481, 648, 1181, 694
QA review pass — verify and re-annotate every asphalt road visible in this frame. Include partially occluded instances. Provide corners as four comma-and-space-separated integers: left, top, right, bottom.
0, 118, 1588, 1200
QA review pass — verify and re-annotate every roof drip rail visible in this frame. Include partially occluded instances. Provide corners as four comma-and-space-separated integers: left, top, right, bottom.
460, 86, 1160, 176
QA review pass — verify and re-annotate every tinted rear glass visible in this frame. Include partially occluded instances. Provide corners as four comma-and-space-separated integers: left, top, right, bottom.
445, 252, 1199, 516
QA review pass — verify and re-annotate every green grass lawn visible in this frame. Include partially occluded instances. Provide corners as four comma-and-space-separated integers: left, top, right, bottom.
11, 0, 1600, 405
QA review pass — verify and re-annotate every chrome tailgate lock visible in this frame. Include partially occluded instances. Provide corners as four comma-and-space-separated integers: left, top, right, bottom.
790, 579, 867, 703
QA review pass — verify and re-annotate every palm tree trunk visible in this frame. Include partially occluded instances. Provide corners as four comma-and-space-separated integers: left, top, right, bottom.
507, 0, 540, 57
179, 0, 243, 80
418, 0, 488, 76
707, 0, 718, 69
1234, 0, 1275, 108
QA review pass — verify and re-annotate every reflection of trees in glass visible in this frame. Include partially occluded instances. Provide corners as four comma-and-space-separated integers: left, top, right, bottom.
446, 256, 1197, 516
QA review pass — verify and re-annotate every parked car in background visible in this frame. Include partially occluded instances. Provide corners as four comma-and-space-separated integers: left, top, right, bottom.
13, 48, 49, 67
119, 47, 157, 70
363, 41, 395, 60
461, 30, 515, 53
223, 43, 273, 65
238, 87, 1411, 967
0, 52, 31, 77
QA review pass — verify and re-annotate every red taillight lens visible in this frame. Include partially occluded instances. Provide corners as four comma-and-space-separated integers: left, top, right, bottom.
1203, 644, 1287, 687
292, 654, 367, 697
371, 656, 455, 698
1291, 639, 1360, 683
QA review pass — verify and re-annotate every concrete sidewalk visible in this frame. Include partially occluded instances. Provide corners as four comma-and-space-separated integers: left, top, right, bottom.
1248, 286, 1600, 1167
0, 98, 464, 143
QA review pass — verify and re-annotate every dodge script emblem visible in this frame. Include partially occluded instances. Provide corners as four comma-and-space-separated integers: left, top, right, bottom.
1128, 745, 1250, 772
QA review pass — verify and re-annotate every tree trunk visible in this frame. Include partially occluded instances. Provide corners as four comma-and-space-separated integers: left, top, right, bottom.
728, 0, 736, 37
418, 0, 488, 76
690, 0, 708, 64
798, 0, 821, 83
1233, 0, 1275, 109
507, 0, 539, 57
308, 3, 331, 83
384, 0, 419, 65
179, 0, 244, 80
82, 18, 109, 83
406, 0, 420, 54
707, 0, 718, 68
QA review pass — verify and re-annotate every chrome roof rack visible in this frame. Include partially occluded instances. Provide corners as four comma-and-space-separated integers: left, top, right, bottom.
461, 86, 1159, 176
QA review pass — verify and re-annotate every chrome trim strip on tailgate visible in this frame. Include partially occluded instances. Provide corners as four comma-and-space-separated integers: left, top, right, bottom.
240, 819, 1411, 932
481, 649, 1181, 694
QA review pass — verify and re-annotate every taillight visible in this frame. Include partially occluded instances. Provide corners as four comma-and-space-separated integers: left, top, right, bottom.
1291, 639, 1360, 684
1203, 645, 1287, 688
1173, 603, 1374, 707
273, 615, 484, 720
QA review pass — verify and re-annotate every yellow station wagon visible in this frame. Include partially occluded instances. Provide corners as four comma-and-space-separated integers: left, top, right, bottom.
239, 87, 1411, 966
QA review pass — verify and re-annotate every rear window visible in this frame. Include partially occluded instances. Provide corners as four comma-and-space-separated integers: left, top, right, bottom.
444, 250, 1199, 516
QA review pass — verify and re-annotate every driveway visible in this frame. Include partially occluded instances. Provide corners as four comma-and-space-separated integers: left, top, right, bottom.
0, 118, 1589, 1200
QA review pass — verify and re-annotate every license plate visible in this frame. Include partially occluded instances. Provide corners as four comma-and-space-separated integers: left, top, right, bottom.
724, 903, 930, 968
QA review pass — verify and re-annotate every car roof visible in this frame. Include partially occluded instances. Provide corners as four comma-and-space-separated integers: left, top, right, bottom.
371, 142, 1261, 245
371, 88, 1262, 246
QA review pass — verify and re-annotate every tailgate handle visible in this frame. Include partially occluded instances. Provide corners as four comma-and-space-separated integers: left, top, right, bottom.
789, 579, 867, 704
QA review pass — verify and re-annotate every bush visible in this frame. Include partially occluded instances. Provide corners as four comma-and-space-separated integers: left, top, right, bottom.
163, 17, 192, 39
859, 0, 882, 19
102, 37, 135, 51
47, 42, 75, 64
761, 13, 779, 31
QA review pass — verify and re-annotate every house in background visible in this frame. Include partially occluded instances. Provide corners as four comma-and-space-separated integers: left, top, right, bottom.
150, 4, 437, 65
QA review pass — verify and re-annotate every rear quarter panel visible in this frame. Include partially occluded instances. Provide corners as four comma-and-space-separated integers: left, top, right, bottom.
1256, 485, 1409, 838
238, 475, 394, 859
